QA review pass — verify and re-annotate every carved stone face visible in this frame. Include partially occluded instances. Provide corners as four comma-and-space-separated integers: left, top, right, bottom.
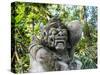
47, 27, 68, 51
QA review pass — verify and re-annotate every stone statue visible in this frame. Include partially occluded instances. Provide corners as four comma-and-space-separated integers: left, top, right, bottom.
28, 17, 82, 72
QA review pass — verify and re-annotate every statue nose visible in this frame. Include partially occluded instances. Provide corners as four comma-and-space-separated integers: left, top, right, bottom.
58, 31, 63, 36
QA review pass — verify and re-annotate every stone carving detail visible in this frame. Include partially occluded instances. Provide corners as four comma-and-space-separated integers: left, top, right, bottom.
29, 17, 82, 72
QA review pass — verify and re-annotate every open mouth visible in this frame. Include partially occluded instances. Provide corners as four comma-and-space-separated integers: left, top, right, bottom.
55, 39, 66, 50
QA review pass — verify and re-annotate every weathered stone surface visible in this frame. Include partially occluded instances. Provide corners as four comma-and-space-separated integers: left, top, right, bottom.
29, 17, 82, 72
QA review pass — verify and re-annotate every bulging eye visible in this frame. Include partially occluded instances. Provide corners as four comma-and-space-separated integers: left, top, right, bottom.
49, 28, 57, 35
52, 30, 57, 35
62, 29, 67, 35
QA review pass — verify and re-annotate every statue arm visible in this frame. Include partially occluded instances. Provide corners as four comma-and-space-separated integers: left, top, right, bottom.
36, 48, 61, 71
66, 20, 82, 62
67, 20, 82, 47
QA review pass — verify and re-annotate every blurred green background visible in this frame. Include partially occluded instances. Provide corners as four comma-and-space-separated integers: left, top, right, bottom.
11, 2, 97, 73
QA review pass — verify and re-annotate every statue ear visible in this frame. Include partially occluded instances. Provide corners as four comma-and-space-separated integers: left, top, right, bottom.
67, 20, 82, 47
43, 31, 47, 36
41, 30, 49, 47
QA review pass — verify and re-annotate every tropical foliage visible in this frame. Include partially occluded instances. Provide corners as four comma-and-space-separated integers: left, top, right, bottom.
11, 2, 98, 73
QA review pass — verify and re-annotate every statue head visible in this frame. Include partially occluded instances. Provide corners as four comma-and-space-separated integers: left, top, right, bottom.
41, 17, 68, 51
